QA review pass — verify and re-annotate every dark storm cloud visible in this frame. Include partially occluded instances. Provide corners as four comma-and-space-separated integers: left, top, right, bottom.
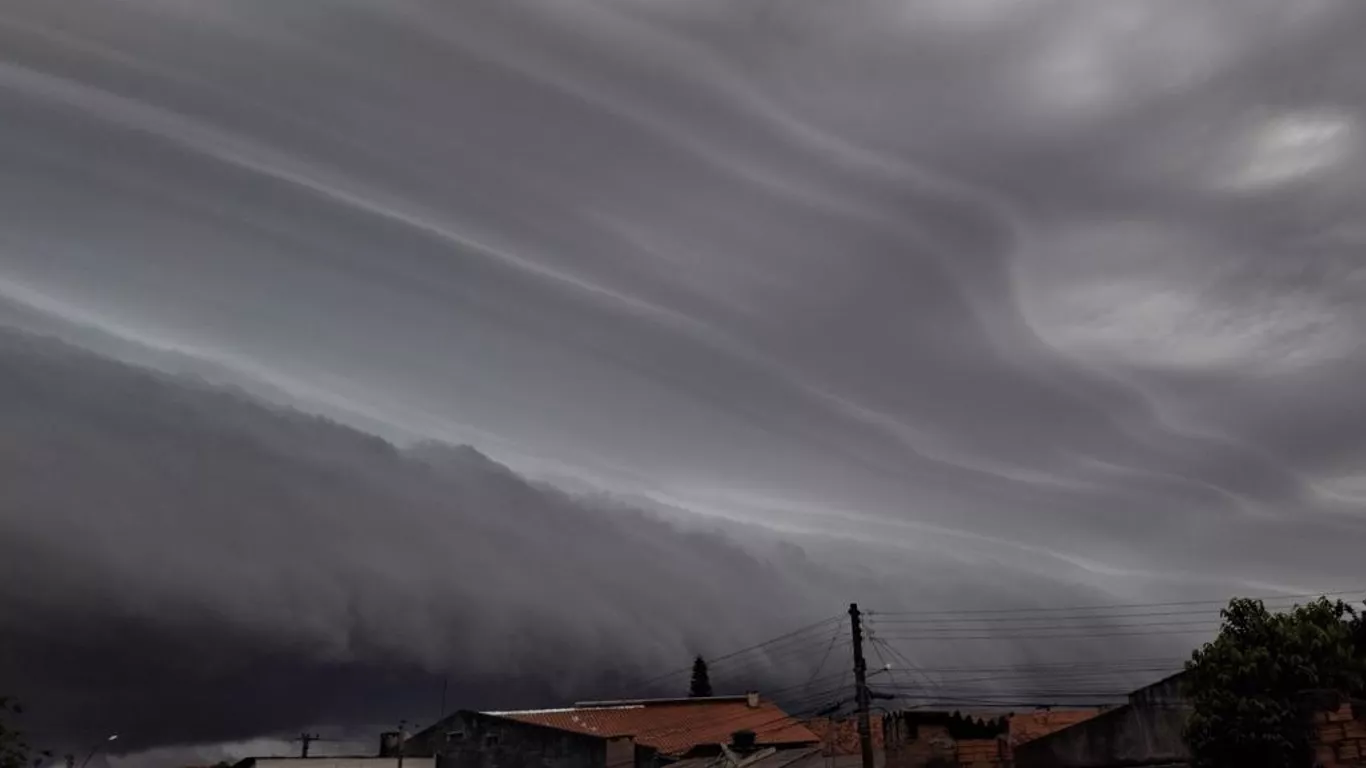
0, 328, 1154, 760
1, 0, 1365, 760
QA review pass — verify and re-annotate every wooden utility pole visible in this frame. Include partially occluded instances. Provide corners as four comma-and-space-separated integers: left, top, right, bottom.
849, 603, 875, 768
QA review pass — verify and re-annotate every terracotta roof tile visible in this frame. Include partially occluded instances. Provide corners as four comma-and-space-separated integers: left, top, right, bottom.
493, 698, 819, 757
1007, 709, 1102, 746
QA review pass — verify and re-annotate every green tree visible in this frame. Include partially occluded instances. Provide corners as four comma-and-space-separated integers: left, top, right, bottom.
689, 655, 713, 698
1184, 597, 1366, 768
1, 697, 49, 768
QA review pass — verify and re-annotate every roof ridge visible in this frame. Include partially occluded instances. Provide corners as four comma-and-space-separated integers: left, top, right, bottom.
574, 696, 753, 708
487, 706, 646, 715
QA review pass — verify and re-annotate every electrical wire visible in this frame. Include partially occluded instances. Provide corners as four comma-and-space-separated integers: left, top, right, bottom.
800, 624, 847, 695
864, 589, 1366, 618
869, 626, 1224, 641
639, 614, 844, 687
630, 591, 1366, 745
898, 657, 1186, 673
866, 632, 940, 701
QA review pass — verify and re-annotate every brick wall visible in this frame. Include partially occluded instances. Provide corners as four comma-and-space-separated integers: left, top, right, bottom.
954, 738, 1007, 768
884, 723, 1007, 768
806, 716, 885, 757
1313, 703, 1366, 768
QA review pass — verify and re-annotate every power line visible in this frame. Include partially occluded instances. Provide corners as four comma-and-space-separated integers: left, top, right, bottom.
870, 626, 1224, 640
639, 614, 844, 686
866, 615, 1231, 631
801, 624, 847, 695
705, 642, 855, 691
865, 638, 893, 690
691, 629, 856, 699
714, 635, 851, 666
897, 657, 1187, 673
764, 669, 853, 699
867, 635, 941, 700
868, 609, 1243, 625
917, 664, 1185, 680
864, 613, 1323, 627
703, 619, 846, 666
864, 589, 1366, 618
893, 696, 1147, 709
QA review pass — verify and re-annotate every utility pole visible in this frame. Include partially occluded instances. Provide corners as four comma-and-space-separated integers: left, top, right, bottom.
296, 733, 320, 758
849, 603, 875, 768
396, 720, 407, 768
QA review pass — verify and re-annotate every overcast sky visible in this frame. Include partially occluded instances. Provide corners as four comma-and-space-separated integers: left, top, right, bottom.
2, 0, 1365, 763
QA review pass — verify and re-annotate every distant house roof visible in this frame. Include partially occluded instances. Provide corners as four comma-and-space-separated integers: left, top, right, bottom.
1006, 709, 1104, 747
803, 716, 885, 756
487, 696, 819, 756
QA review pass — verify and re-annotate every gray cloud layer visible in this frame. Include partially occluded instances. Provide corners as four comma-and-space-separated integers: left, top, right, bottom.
0, 327, 1143, 755
1, 0, 1365, 759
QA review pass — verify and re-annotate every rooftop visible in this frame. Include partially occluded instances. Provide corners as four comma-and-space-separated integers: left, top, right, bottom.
1007, 709, 1105, 746
489, 696, 819, 756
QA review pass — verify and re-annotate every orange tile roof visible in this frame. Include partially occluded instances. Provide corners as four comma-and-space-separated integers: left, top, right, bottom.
490, 697, 819, 756
1007, 709, 1102, 746
804, 716, 885, 756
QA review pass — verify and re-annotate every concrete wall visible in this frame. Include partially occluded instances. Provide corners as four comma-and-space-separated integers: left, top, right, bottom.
1012, 704, 1189, 768
1011, 674, 1191, 768
1008, 710, 1105, 749
1127, 675, 1186, 709
605, 737, 634, 768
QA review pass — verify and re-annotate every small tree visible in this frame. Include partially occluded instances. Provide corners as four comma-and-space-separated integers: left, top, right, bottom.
689, 656, 713, 698
1184, 597, 1366, 768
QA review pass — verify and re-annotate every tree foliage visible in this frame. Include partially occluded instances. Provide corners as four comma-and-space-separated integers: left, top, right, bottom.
0, 697, 49, 768
1184, 598, 1366, 768
689, 655, 713, 698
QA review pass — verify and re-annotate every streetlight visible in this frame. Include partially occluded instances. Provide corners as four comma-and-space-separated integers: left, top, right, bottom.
79, 735, 117, 768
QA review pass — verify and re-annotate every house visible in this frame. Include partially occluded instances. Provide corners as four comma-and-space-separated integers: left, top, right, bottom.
1012, 673, 1190, 768
400, 710, 644, 768
480, 694, 819, 760
883, 707, 1105, 768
